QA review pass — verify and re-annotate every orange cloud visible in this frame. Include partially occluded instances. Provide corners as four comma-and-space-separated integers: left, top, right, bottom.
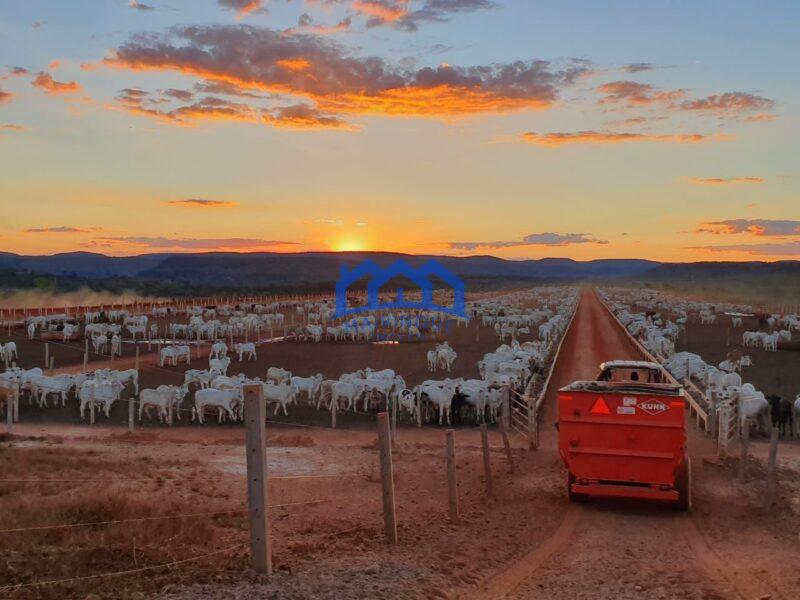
291, 13, 352, 35
696, 219, 800, 236
218, 0, 262, 18
352, 0, 410, 23
689, 176, 764, 186
744, 112, 778, 123
95, 236, 296, 251
276, 58, 312, 72
166, 198, 239, 208
520, 130, 721, 147
597, 80, 685, 106
32, 72, 81, 94
262, 104, 357, 130
114, 87, 356, 130
104, 26, 587, 118
678, 92, 774, 114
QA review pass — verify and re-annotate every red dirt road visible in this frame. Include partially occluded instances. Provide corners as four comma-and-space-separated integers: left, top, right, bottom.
474, 289, 798, 600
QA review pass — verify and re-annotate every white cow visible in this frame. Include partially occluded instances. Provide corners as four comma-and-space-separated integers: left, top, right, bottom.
764, 332, 779, 352
266, 367, 292, 384
29, 374, 74, 407
62, 324, 77, 342
427, 350, 438, 372
209, 356, 231, 375
437, 346, 457, 372
210, 341, 228, 359
397, 388, 418, 421
78, 378, 125, 419
92, 334, 109, 354
96, 368, 139, 394
456, 381, 488, 423
27, 322, 37, 339
331, 380, 365, 411
290, 374, 323, 406
2, 342, 17, 363
261, 383, 298, 416
139, 384, 188, 422
184, 369, 212, 389
159, 346, 177, 366
192, 388, 241, 423
415, 382, 457, 425
234, 342, 257, 361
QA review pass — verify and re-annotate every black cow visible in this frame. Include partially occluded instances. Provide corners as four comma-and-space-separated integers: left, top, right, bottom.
449, 391, 468, 425
768, 394, 794, 437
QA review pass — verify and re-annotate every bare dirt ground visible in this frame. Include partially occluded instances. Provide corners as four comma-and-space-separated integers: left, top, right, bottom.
3, 289, 799, 599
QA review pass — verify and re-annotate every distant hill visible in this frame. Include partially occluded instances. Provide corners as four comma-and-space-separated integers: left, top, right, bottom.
628, 261, 800, 309
0, 251, 170, 278
638, 261, 800, 281
0, 251, 659, 285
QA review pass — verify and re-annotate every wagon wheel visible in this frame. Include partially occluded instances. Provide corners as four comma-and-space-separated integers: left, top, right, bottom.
567, 472, 589, 503
674, 456, 692, 511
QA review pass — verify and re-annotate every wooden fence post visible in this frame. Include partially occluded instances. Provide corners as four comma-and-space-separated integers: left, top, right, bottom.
49, 356, 54, 374
330, 396, 337, 429
499, 419, 515, 474
527, 396, 538, 450
738, 418, 749, 481
501, 391, 510, 432
480, 423, 493, 496
377, 412, 398, 544
13, 384, 19, 422
244, 384, 272, 574
128, 398, 135, 433
5, 386, 12, 433
83, 352, 88, 373
764, 427, 779, 509
416, 395, 422, 427
44, 343, 49, 370
445, 429, 459, 523
391, 395, 398, 447
89, 401, 95, 425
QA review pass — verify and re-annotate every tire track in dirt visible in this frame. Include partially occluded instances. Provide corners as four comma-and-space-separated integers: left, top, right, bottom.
468, 505, 581, 600
679, 515, 787, 600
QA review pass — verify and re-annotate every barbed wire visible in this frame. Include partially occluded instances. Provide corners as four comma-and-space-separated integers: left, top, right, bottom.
0, 473, 366, 485
0, 499, 330, 535
0, 541, 246, 592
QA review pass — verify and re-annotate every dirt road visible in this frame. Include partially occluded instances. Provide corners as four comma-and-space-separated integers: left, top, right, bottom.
474, 289, 796, 600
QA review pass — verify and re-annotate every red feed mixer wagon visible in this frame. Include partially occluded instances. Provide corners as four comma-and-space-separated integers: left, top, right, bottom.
557, 361, 691, 510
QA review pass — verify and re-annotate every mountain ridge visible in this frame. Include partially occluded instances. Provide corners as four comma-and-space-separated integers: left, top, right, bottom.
0, 250, 659, 283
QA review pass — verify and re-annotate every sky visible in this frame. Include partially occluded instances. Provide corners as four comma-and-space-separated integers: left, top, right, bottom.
0, 0, 798, 262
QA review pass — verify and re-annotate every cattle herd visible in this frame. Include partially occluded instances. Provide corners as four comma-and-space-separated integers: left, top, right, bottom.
601, 287, 800, 438
0, 287, 577, 430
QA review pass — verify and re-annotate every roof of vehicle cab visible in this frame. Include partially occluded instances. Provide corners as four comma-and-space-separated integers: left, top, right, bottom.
600, 360, 662, 371
559, 380, 683, 396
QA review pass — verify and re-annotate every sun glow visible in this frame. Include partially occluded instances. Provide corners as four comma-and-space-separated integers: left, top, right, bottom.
334, 238, 367, 252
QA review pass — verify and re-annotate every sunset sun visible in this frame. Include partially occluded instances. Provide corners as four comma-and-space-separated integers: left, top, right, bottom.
334, 238, 366, 252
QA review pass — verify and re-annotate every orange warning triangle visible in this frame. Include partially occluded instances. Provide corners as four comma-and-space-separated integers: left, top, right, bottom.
590, 396, 612, 415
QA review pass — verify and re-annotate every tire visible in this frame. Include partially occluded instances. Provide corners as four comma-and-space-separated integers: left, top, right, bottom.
674, 456, 692, 511
568, 472, 589, 503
